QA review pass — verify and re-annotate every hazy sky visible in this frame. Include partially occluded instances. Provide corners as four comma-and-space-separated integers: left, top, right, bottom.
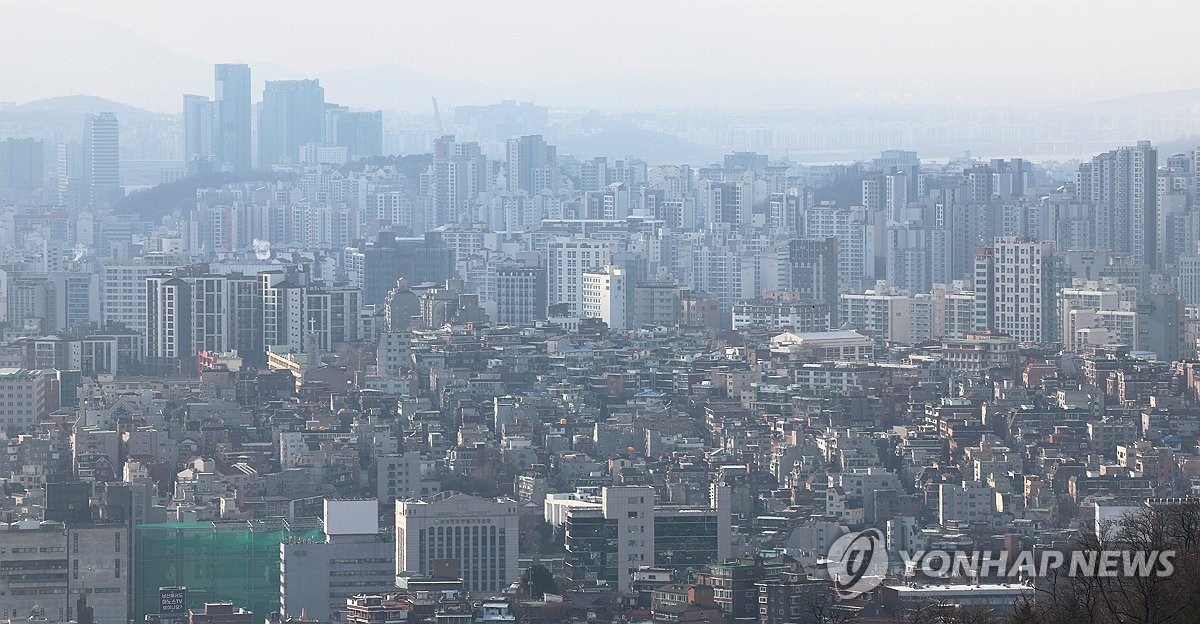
2, 0, 1199, 112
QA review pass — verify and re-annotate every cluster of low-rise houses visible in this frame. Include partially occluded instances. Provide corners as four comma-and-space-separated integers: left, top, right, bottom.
1, 299, 1199, 623
4, 84, 1200, 622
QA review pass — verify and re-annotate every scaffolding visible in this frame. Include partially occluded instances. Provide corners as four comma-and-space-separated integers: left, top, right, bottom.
133, 517, 324, 619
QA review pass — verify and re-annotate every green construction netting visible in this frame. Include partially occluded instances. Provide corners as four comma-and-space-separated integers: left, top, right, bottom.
134, 520, 324, 619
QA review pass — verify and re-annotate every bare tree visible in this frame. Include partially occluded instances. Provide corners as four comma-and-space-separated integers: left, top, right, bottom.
948, 606, 1006, 624
1017, 502, 1200, 624
802, 591, 859, 624
891, 599, 956, 624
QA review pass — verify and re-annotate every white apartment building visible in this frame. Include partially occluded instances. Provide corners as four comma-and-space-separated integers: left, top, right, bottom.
1078, 141, 1157, 268
261, 270, 307, 351
988, 237, 1057, 344
1059, 281, 1134, 351
1066, 309, 1138, 351
547, 238, 612, 317
1177, 256, 1200, 306
146, 271, 264, 368
102, 255, 186, 333
145, 275, 191, 364
827, 468, 903, 519
688, 243, 745, 311
938, 480, 998, 526
930, 281, 975, 339
0, 368, 51, 429
375, 331, 410, 377
885, 172, 909, 222
803, 204, 879, 292
790, 362, 887, 395
730, 298, 831, 332
376, 452, 440, 502
1060, 285, 1121, 316
887, 223, 931, 294
839, 286, 931, 345
581, 265, 628, 330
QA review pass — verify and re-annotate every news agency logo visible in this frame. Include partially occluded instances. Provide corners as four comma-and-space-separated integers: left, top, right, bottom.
825, 528, 1179, 598
826, 528, 888, 597
895, 548, 1177, 580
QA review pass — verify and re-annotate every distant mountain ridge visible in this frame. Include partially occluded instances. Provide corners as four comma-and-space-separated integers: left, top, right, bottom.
0, 2, 498, 113
11, 95, 158, 116
1083, 88, 1200, 108
4, 1, 1200, 115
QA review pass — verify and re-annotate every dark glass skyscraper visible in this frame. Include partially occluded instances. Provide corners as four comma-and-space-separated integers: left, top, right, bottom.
354, 231, 456, 305
331, 110, 383, 159
83, 112, 120, 207
505, 134, 556, 194
789, 236, 840, 325
182, 94, 214, 170
214, 64, 252, 172
259, 79, 325, 167
0, 138, 45, 205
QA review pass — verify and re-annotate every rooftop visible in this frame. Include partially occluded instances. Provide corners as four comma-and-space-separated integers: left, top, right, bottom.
0, 368, 29, 380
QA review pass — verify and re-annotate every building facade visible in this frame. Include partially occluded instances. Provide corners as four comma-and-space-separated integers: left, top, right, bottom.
788, 237, 840, 325
215, 64, 252, 172
280, 500, 395, 623
395, 492, 519, 594
547, 238, 612, 317
581, 265, 628, 330
0, 520, 129, 624
494, 266, 546, 326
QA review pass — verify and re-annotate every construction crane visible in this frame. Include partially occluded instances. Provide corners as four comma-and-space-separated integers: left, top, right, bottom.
431, 96, 444, 134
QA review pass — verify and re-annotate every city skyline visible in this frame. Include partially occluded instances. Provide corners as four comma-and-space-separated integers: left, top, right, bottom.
3, 4, 1200, 624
